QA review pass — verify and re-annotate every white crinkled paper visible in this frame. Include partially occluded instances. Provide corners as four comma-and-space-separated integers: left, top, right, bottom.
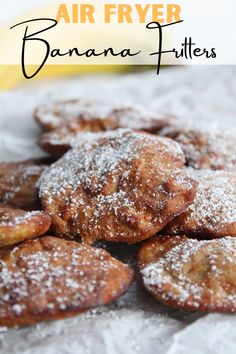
0, 67, 236, 354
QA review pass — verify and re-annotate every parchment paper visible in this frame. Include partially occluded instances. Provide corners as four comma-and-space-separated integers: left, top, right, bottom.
0, 67, 236, 354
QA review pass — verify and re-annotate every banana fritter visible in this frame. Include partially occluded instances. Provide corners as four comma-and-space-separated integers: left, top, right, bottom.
0, 206, 51, 247
39, 129, 196, 244
159, 120, 236, 171
0, 160, 47, 210
38, 126, 92, 158
0, 236, 133, 327
35, 98, 174, 133
138, 235, 236, 312
164, 169, 236, 238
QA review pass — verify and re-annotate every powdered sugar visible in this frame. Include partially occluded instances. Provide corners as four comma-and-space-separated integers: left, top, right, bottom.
35, 98, 173, 131
38, 128, 193, 242
187, 169, 236, 224
0, 237, 130, 320
141, 236, 236, 309
0, 209, 44, 227
0, 162, 46, 208
1, 67, 236, 354
165, 169, 236, 236
39, 128, 184, 196
160, 120, 236, 171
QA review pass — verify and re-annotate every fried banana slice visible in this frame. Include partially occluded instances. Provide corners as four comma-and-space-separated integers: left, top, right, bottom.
0, 236, 133, 327
35, 98, 174, 132
0, 160, 47, 210
39, 129, 196, 244
164, 169, 236, 238
138, 235, 236, 312
0, 206, 51, 247
159, 120, 236, 171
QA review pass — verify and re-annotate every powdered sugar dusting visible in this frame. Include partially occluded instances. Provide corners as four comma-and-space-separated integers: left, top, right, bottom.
1, 67, 236, 353
38, 129, 193, 242
0, 209, 44, 228
36, 98, 173, 131
39, 128, 184, 196
160, 120, 236, 171
166, 169, 236, 236
0, 162, 46, 209
0, 237, 131, 320
141, 236, 236, 309
187, 169, 236, 224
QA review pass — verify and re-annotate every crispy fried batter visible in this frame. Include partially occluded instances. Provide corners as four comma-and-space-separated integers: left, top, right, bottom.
159, 120, 236, 171
39, 129, 196, 244
0, 236, 133, 327
38, 127, 95, 158
163, 169, 236, 238
138, 235, 236, 312
0, 206, 51, 247
35, 98, 174, 133
0, 160, 47, 210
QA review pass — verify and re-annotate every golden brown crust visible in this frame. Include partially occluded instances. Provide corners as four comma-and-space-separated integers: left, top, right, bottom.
0, 206, 51, 247
39, 129, 196, 244
138, 235, 236, 312
0, 236, 133, 327
163, 169, 236, 238
159, 120, 236, 171
38, 126, 90, 158
0, 160, 47, 210
35, 98, 174, 133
